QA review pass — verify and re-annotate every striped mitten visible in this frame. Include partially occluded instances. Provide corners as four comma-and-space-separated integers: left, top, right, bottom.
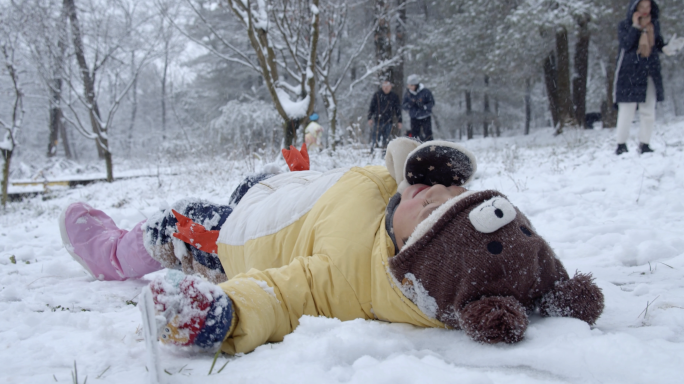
149, 271, 234, 349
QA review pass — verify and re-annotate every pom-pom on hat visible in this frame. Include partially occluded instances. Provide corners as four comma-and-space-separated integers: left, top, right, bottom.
309, 113, 319, 121
388, 190, 604, 344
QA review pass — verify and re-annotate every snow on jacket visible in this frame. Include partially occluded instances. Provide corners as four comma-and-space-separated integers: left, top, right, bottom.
215, 166, 443, 354
402, 84, 435, 120
614, 0, 665, 104
368, 90, 403, 125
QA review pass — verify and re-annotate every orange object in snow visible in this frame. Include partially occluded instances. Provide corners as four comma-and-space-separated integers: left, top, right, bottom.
282, 143, 310, 171
171, 209, 219, 254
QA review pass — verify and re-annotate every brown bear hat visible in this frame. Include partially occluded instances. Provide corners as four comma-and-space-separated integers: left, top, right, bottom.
389, 190, 604, 344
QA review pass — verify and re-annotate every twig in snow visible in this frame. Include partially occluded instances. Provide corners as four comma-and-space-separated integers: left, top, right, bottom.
636, 169, 645, 203
637, 295, 660, 319
96, 366, 110, 379
660, 262, 675, 269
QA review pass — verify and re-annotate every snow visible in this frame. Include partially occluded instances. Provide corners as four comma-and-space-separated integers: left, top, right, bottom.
2, 119, 684, 383
275, 88, 310, 119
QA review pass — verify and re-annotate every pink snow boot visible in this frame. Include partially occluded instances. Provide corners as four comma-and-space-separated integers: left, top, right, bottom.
59, 202, 162, 281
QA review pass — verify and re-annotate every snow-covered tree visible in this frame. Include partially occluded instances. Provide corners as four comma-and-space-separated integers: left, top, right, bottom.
61, 0, 160, 181
0, 5, 26, 207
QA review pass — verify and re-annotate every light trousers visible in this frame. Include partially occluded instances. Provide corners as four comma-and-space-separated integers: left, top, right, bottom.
616, 76, 656, 145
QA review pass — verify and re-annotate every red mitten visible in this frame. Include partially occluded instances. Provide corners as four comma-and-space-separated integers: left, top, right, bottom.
171, 209, 219, 254
282, 143, 310, 171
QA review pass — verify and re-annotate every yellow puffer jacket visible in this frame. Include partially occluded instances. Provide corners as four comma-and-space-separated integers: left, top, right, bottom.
216, 165, 444, 354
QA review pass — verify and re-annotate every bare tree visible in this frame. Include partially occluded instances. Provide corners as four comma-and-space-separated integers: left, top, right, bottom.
572, 13, 591, 128
314, 1, 375, 150
374, 0, 392, 82
61, 0, 159, 181
390, 0, 406, 98
13, 0, 72, 158
0, 7, 25, 207
168, 0, 320, 147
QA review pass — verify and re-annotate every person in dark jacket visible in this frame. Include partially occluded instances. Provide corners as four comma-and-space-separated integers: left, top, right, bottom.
613, 0, 672, 155
368, 80, 403, 152
402, 74, 435, 141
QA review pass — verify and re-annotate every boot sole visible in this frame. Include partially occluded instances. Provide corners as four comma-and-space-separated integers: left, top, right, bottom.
58, 206, 98, 279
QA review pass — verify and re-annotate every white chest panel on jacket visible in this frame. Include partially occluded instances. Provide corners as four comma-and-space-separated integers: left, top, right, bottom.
218, 168, 349, 246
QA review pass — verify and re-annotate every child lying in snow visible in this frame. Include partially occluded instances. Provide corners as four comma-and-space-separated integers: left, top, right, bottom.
59, 138, 604, 353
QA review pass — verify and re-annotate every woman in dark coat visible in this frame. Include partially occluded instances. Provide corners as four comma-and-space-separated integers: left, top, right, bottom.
613, 0, 664, 155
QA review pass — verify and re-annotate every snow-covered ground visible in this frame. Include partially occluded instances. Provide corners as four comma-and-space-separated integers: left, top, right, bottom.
2, 119, 684, 383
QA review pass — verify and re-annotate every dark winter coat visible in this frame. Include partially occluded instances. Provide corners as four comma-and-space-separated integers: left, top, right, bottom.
368, 90, 403, 125
402, 85, 435, 120
614, 0, 665, 105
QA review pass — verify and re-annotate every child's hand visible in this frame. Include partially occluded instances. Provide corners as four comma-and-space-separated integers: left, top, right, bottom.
149, 271, 234, 349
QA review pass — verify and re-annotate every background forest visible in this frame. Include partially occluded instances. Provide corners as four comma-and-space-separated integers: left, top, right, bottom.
1, 0, 684, 192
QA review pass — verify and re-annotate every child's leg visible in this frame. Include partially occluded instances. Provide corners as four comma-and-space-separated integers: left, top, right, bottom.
143, 199, 233, 280
116, 221, 163, 278
59, 202, 162, 281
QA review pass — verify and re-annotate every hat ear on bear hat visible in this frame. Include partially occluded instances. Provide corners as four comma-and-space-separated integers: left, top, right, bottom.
458, 272, 604, 344
389, 190, 604, 344
385, 138, 477, 194
539, 272, 604, 325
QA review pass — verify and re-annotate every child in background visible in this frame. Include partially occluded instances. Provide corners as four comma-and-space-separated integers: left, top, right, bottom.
60, 138, 604, 353
304, 113, 324, 151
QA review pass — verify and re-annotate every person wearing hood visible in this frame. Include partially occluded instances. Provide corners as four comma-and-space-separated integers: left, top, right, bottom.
402, 74, 435, 142
613, 0, 679, 155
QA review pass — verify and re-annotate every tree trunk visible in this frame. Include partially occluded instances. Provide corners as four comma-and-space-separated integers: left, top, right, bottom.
374, 0, 392, 82
59, 118, 72, 158
494, 98, 500, 137
64, 0, 110, 169
555, 27, 575, 132
47, 79, 61, 157
1, 149, 11, 208
602, 49, 618, 128
321, 84, 339, 151
525, 78, 532, 135
104, 151, 113, 183
466, 90, 473, 140
391, 0, 406, 97
543, 51, 560, 128
48, 7, 69, 158
572, 15, 590, 128
283, 119, 300, 149
161, 43, 168, 141
483, 75, 490, 138
128, 51, 137, 154
329, 107, 337, 150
